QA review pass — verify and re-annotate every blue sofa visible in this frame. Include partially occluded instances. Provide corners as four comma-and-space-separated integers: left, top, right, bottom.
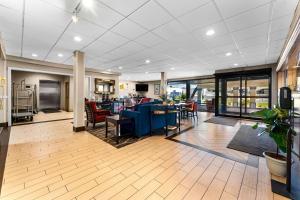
120, 102, 177, 137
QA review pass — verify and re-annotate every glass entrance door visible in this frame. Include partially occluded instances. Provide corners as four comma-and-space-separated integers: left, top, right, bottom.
217, 73, 271, 118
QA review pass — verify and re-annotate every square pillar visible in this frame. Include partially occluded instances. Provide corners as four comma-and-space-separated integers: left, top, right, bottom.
160, 72, 167, 96
73, 51, 85, 132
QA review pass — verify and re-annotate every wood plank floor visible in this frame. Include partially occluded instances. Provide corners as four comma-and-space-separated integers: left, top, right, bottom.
0, 116, 289, 200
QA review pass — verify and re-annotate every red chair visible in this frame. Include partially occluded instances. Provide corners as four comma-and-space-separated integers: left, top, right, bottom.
139, 98, 152, 104
85, 101, 111, 128
186, 102, 198, 118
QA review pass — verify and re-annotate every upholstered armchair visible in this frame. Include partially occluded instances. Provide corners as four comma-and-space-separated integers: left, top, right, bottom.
85, 101, 111, 128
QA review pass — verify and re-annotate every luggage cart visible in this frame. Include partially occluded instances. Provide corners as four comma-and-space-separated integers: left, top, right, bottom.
12, 80, 35, 122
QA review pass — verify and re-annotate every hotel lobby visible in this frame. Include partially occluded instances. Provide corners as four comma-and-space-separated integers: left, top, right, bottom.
0, 0, 300, 199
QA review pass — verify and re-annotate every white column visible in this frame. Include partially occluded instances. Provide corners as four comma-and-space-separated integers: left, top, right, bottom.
160, 72, 167, 96
73, 51, 85, 132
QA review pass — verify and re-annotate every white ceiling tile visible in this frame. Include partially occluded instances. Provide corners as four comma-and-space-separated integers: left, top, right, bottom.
193, 21, 228, 40
108, 41, 145, 58
67, 19, 106, 39
135, 32, 165, 47
84, 40, 117, 56
24, 15, 65, 47
129, 1, 173, 30
0, 6, 22, 43
156, 0, 210, 17
210, 43, 237, 55
111, 19, 147, 39
270, 29, 288, 42
178, 2, 222, 31
215, 0, 271, 18
40, 0, 80, 12
202, 34, 235, 49
237, 36, 267, 49
99, 0, 149, 16
272, 0, 298, 19
45, 47, 73, 63
98, 31, 129, 47
232, 22, 269, 41
55, 29, 95, 51
152, 20, 189, 40
270, 14, 294, 33
0, 0, 23, 11
26, 0, 72, 28
225, 4, 270, 32
78, 1, 123, 29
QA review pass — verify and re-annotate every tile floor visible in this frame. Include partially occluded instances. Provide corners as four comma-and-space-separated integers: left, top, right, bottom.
0, 114, 289, 200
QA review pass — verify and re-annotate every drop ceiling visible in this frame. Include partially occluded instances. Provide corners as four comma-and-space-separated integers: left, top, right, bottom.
0, 0, 298, 81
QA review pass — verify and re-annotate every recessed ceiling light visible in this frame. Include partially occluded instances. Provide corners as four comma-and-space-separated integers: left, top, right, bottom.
31, 53, 38, 57
82, 0, 94, 9
57, 53, 64, 57
234, 63, 238, 66
145, 72, 149, 74
145, 59, 151, 64
206, 29, 215, 36
73, 36, 82, 42
118, 66, 123, 70
107, 69, 112, 72
170, 67, 175, 70
225, 52, 232, 56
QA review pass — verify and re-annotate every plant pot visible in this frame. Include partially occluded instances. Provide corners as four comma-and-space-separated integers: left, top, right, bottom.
263, 151, 287, 177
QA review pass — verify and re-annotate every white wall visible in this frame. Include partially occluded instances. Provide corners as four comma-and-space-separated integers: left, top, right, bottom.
119, 80, 160, 99
119, 81, 136, 97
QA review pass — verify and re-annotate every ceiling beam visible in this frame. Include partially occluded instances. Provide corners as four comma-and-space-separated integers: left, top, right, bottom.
6, 55, 121, 76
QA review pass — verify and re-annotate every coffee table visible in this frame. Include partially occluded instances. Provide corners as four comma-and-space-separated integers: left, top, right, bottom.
105, 115, 134, 144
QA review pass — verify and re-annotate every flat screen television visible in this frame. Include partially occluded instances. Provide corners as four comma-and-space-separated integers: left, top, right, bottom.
136, 84, 148, 92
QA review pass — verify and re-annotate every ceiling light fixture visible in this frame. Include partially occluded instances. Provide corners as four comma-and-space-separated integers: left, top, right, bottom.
170, 67, 175, 70
145, 72, 149, 74
107, 69, 112, 72
58, 53, 64, 57
145, 59, 151, 64
31, 53, 38, 57
118, 66, 123, 70
206, 29, 215, 36
234, 63, 238, 66
73, 36, 82, 42
225, 52, 232, 56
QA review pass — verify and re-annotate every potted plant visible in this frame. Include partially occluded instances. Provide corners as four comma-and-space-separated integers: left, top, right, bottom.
252, 106, 297, 177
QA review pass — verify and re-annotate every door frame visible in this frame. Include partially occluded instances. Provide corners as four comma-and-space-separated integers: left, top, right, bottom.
215, 68, 272, 119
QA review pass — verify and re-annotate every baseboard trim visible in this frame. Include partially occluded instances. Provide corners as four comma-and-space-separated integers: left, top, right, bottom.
73, 126, 86, 132
0, 122, 8, 127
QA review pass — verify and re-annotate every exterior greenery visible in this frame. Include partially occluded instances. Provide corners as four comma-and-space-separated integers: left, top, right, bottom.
252, 106, 297, 153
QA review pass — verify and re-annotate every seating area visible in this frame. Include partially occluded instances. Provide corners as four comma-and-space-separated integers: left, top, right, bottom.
1, 0, 300, 199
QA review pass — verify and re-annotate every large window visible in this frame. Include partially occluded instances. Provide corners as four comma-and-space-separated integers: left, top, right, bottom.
167, 82, 187, 101
190, 79, 215, 111
216, 69, 272, 118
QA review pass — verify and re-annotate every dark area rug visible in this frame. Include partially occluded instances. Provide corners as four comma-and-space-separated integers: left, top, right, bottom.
42, 109, 61, 113
86, 124, 148, 148
227, 125, 277, 156
204, 117, 239, 127
87, 120, 194, 149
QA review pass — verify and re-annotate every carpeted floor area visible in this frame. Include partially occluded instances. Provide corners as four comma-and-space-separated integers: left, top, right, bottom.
204, 116, 239, 127
227, 125, 277, 156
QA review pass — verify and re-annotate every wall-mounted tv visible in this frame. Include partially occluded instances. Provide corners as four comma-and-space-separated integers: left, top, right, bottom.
136, 84, 148, 92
